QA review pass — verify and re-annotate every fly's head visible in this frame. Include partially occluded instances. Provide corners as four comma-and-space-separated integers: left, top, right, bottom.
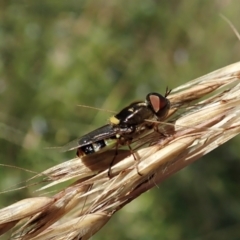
146, 89, 171, 120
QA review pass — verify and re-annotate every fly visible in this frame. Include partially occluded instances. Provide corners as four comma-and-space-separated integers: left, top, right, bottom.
62, 89, 171, 176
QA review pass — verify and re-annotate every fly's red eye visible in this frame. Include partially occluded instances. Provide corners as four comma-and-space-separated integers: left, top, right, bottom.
146, 92, 170, 118
148, 93, 168, 113
148, 94, 161, 113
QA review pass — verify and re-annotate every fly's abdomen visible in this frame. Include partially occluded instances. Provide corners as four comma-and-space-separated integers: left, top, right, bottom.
77, 137, 117, 157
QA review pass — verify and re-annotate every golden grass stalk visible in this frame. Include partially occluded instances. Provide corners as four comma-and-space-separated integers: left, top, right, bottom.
1, 61, 240, 239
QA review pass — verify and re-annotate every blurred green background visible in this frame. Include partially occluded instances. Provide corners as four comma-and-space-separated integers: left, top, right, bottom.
0, 1, 240, 239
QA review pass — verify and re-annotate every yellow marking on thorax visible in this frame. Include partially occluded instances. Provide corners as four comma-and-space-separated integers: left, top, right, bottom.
110, 116, 120, 125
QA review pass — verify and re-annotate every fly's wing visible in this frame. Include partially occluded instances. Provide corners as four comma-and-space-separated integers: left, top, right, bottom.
60, 124, 118, 152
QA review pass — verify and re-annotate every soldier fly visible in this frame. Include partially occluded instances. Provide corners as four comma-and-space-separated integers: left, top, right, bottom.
63, 89, 171, 176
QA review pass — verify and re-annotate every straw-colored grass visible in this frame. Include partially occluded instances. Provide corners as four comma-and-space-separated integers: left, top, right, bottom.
1, 61, 240, 239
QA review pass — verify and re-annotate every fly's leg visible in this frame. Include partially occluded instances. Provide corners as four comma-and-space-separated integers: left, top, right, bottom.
107, 142, 119, 178
128, 143, 143, 176
107, 137, 143, 178
108, 153, 117, 178
153, 124, 168, 137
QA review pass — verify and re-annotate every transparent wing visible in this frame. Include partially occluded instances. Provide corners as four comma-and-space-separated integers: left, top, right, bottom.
59, 124, 118, 152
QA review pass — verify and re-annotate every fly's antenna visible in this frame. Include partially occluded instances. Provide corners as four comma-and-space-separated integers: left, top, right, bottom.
165, 87, 172, 97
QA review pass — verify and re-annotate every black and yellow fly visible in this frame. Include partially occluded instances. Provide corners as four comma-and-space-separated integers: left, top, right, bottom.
63, 90, 171, 175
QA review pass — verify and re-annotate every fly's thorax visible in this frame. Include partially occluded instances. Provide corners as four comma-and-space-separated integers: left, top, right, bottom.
110, 101, 154, 126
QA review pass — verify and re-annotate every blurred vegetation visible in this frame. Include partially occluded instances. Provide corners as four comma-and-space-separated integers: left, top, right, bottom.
0, 1, 240, 239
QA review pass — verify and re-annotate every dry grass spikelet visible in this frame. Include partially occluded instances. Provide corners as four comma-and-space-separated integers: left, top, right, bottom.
1, 61, 240, 239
